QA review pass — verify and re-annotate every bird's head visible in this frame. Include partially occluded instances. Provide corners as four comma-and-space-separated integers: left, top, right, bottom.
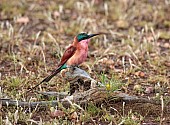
77, 33, 101, 42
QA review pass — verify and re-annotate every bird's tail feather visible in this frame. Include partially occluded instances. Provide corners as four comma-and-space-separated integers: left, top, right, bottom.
26, 67, 62, 93
41, 67, 61, 83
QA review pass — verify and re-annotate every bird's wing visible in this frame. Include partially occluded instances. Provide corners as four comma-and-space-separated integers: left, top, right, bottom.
26, 45, 77, 93
58, 45, 76, 67
40, 46, 76, 83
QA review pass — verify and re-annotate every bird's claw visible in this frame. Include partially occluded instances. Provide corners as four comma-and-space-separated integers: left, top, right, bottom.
67, 65, 78, 70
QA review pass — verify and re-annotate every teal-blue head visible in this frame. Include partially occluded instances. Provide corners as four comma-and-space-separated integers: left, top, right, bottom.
77, 33, 101, 42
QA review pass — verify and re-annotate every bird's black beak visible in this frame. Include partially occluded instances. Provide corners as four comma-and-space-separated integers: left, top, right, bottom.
88, 33, 102, 39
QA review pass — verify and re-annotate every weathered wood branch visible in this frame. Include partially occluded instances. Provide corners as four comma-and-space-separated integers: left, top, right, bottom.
36, 91, 68, 99
1, 67, 160, 108
1, 87, 160, 108
0, 98, 61, 107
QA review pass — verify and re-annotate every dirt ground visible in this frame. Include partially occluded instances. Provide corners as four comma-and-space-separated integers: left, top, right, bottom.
0, 0, 170, 124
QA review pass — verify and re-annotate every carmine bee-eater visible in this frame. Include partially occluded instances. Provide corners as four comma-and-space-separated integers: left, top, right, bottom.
28, 33, 102, 91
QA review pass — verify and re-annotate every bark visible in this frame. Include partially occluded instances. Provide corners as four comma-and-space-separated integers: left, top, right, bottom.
1, 88, 160, 108
1, 67, 160, 108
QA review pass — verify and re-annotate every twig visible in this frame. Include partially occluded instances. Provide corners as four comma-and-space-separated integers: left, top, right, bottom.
1, 67, 160, 108
0, 98, 69, 108
36, 91, 68, 99
1, 87, 160, 108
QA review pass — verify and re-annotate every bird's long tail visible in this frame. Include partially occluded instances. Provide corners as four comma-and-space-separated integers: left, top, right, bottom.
27, 64, 67, 93
40, 67, 61, 83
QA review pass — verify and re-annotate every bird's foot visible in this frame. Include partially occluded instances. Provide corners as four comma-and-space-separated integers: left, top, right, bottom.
75, 65, 80, 68
67, 65, 78, 70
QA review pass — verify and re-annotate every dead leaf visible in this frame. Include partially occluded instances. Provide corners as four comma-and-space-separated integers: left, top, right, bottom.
51, 109, 65, 118
164, 61, 170, 67
16, 17, 29, 24
134, 71, 145, 77
94, 0, 103, 4
116, 20, 129, 29
164, 42, 169, 48
97, 57, 115, 68
145, 87, 154, 94
70, 111, 78, 119
53, 11, 60, 18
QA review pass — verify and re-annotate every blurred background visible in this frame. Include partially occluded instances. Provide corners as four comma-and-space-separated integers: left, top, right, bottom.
0, 0, 170, 124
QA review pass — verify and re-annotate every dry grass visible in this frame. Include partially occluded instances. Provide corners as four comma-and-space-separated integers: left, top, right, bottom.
0, 0, 170, 124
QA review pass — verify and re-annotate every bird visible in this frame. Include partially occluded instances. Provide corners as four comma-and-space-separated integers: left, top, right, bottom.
28, 33, 103, 92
